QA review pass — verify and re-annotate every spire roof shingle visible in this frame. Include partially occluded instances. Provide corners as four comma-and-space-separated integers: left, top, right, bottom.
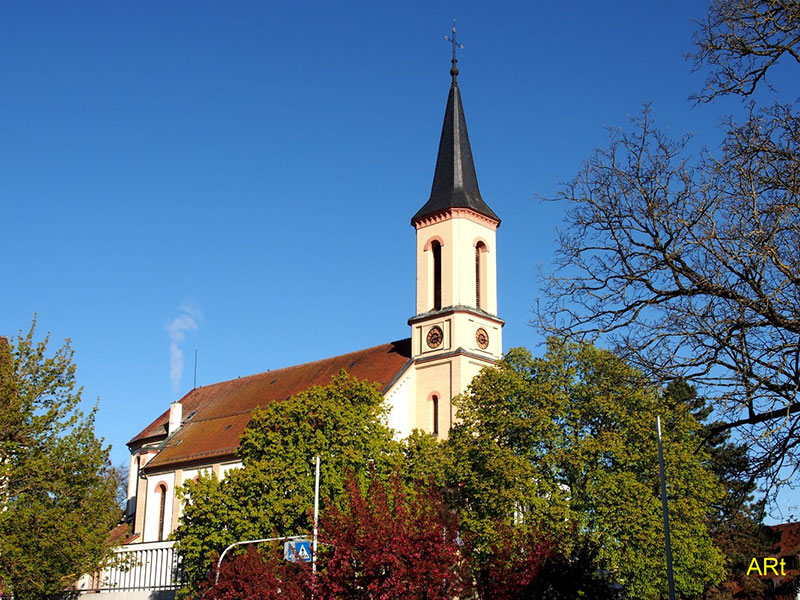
412, 75, 499, 225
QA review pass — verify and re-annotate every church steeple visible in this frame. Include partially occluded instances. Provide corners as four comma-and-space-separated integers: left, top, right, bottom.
411, 53, 499, 225
404, 30, 504, 440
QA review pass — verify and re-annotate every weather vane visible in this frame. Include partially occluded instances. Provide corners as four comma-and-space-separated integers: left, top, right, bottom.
444, 19, 464, 83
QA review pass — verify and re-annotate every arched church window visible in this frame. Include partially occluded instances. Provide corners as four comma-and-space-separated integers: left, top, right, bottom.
475, 242, 486, 310
156, 483, 167, 541
432, 395, 439, 435
432, 241, 442, 310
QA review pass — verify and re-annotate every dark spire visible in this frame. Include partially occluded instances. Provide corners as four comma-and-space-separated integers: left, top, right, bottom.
412, 23, 499, 225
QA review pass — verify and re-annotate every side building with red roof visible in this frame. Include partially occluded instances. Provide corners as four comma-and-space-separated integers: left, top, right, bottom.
123, 60, 506, 549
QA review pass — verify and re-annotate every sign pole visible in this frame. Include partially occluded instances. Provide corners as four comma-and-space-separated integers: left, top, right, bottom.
657, 416, 676, 600
312, 455, 320, 575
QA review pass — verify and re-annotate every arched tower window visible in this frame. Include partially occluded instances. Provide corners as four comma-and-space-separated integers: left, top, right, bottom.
156, 483, 167, 541
432, 395, 439, 435
475, 242, 487, 310
432, 241, 442, 311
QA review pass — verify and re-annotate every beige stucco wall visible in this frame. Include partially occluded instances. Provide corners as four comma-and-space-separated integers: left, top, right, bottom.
406, 208, 504, 441
385, 370, 413, 438
415, 211, 498, 315
143, 471, 175, 542
132, 451, 156, 538
136, 460, 242, 542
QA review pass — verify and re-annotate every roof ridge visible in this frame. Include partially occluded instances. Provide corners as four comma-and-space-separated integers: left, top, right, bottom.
182, 337, 412, 395
131, 337, 413, 465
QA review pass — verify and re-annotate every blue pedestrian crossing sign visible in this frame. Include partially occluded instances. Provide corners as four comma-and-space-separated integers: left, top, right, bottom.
283, 538, 312, 563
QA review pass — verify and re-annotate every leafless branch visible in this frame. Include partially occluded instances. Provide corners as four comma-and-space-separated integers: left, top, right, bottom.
536, 103, 800, 483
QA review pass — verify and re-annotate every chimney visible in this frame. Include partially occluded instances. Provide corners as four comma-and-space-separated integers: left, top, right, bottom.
168, 402, 182, 436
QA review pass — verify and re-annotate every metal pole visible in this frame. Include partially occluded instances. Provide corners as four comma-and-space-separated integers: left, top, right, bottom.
657, 416, 676, 600
312, 455, 320, 574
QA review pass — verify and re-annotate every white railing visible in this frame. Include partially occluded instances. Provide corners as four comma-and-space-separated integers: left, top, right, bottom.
79, 540, 184, 592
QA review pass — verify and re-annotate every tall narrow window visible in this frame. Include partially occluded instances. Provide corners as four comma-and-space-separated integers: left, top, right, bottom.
432, 395, 439, 435
432, 241, 442, 310
475, 242, 486, 310
475, 246, 481, 309
157, 484, 167, 541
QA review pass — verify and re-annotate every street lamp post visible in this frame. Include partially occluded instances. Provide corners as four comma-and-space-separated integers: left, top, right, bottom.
657, 416, 676, 600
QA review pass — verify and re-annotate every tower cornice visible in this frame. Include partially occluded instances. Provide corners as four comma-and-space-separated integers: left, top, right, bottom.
408, 305, 505, 327
412, 206, 500, 230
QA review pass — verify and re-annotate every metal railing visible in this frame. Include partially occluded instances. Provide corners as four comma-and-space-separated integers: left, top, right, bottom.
81, 540, 184, 592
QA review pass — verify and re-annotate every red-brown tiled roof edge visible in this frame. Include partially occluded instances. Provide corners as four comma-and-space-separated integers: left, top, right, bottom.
107, 522, 134, 546
772, 522, 800, 556
131, 339, 412, 471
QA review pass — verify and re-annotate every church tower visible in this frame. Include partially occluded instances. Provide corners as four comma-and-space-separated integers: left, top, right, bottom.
408, 49, 503, 439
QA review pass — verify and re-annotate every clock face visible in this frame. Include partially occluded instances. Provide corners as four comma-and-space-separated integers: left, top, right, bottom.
426, 326, 444, 349
476, 328, 489, 350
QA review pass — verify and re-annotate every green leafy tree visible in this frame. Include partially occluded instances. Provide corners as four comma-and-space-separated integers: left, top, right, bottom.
400, 429, 451, 489
447, 341, 725, 599
0, 321, 120, 600
665, 379, 785, 600
174, 371, 402, 593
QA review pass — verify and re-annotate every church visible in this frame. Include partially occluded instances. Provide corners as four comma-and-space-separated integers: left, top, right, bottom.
123, 54, 504, 547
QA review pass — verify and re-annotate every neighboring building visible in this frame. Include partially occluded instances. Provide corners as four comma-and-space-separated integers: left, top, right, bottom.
119, 56, 503, 582
722, 523, 800, 599
761, 523, 800, 599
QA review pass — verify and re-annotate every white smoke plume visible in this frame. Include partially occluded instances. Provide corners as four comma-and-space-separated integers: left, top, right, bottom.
166, 302, 202, 392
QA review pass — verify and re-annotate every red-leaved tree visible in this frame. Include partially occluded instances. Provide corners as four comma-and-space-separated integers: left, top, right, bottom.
193, 475, 563, 599
470, 526, 554, 600
316, 475, 470, 599
194, 545, 310, 600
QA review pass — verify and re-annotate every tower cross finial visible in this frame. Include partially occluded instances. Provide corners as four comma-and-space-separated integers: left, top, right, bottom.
444, 19, 464, 84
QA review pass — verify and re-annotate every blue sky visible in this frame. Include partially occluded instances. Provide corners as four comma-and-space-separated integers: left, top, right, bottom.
2, 2, 796, 518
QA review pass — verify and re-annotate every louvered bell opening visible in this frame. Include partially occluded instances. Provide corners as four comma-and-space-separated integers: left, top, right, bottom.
433, 242, 442, 311
475, 245, 481, 309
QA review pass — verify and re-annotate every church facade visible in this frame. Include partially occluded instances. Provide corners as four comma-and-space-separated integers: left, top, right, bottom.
124, 61, 503, 546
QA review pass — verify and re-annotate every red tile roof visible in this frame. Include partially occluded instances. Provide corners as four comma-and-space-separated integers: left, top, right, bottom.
772, 522, 800, 556
131, 339, 411, 472
108, 522, 135, 546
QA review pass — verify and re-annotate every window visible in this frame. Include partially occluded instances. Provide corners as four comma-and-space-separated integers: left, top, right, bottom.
432, 241, 442, 310
475, 242, 486, 310
432, 395, 439, 435
157, 484, 167, 541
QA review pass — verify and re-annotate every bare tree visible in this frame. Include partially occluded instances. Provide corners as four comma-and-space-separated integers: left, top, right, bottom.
538, 105, 799, 482
690, 0, 800, 102
113, 462, 130, 511
538, 0, 800, 488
